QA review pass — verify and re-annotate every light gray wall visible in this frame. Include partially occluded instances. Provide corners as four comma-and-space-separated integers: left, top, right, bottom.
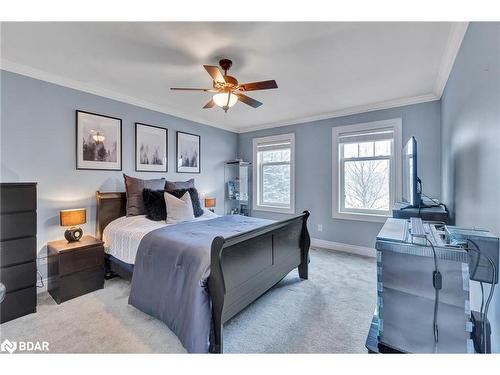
238, 100, 442, 248
0, 70, 238, 278
441, 22, 500, 352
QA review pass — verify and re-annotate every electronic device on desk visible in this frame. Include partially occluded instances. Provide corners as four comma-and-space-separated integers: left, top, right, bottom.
392, 201, 449, 222
393, 136, 449, 222
373, 217, 499, 353
402, 136, 422, 209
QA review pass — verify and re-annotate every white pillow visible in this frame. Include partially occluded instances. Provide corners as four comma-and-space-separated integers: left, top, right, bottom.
164, 191, 195, 224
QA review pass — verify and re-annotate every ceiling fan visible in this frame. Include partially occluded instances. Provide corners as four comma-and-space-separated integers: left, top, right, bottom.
171, 59, 278, 113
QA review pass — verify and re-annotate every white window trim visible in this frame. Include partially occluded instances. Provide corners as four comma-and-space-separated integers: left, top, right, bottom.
332, 118, 402, 223
252, 133, 296, 214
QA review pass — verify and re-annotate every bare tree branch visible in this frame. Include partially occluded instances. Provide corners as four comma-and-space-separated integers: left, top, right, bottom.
344, 159, 389, 210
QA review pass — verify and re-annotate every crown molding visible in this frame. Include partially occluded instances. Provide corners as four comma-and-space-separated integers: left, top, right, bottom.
2, 22, 467, 135
237, 92, 439, 133
0, 59, 239, 133
239, 23, 468, 134
433, 22, 469, 98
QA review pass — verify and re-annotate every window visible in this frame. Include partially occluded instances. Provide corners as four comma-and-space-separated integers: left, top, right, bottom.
253, 133, 295, 214
332, 119, 402, 222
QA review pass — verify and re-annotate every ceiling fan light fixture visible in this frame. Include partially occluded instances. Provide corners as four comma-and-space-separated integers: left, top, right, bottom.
171, 59, 277, 111
213, 92, 238, 108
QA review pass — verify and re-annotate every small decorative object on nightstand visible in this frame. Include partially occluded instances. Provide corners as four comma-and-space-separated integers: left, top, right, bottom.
204, 197, 216, 213
60, 208, 86, 242
47, 235, 104, 304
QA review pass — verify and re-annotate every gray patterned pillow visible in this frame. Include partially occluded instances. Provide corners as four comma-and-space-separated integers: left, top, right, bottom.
165, 178, 195, 192
124, 174, 165, 216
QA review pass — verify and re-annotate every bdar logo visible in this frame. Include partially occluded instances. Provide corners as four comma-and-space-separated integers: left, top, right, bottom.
1, 339, 17, 354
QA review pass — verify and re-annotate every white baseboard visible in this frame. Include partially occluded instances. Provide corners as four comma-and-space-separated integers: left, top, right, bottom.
311, 238, 376, 258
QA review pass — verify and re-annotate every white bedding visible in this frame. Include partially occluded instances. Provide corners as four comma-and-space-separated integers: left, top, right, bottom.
102, 209, 218, 264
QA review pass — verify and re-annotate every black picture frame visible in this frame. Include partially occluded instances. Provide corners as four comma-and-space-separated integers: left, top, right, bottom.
76, 110, 122, 171
135, 122, 168, 172
176, 131, 201, 174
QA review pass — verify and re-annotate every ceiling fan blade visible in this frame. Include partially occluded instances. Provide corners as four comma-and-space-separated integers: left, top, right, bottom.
236, 94, 263, 108
203, 99, 216, 109
203, 65, 226, 83
238, 80, 278, 91
171, 87, 216, 92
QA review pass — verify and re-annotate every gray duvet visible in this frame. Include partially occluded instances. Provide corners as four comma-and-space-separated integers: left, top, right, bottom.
128, 215, 273, 353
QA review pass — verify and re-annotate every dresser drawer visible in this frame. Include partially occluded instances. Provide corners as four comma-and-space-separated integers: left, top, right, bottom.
0, 237, 36, 267
0, 261, 37, 292
51, 267, 104, 304
0, 212, 37, 241
0, 184, 36, 214
59, 246, 104, 276
0, 286, 36, 323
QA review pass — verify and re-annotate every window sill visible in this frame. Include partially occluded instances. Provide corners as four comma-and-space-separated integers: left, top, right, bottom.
332, 211, 390, 223
253, 205, 295, 215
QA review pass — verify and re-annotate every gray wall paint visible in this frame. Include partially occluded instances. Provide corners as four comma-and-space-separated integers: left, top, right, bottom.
238, 100, 442, 248
0, 70, 237, 278
441, 22, 500, 352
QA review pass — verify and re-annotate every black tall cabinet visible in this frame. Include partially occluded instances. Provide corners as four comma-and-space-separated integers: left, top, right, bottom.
0, 182, 37, 323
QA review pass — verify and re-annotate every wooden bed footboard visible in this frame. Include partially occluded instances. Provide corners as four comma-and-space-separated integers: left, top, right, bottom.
208, 211, 310, 353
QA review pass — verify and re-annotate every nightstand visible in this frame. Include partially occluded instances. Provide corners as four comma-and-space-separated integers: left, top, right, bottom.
47, 235, 104, 304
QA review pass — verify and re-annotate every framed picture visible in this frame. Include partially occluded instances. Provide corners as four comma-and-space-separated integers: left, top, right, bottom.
176, 131, 201, 173
135, 123, 168, 172
76, 110, 122, 171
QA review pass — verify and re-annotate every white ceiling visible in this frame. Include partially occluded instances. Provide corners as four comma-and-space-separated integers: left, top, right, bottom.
0, 22, 467, 133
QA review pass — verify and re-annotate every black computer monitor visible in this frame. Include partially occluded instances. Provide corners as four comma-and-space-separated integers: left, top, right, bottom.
402, 136, 422, 207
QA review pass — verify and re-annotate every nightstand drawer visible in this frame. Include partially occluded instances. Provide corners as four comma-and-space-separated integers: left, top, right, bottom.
0, 261, 37, 292
0, 212, 37, 241
52, 267, 104, 303
0, 286, 36, 323
0, 237, 36, 267
59, 246, 104, 276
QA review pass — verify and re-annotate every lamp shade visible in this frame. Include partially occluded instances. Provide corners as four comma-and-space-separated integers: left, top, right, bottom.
213, 92, 238, 108
204, 198, 216, 208
60, 208, 86, 227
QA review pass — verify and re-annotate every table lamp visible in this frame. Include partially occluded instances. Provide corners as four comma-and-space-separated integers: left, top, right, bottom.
60, 208, 86, 242
204, 198, 216, 213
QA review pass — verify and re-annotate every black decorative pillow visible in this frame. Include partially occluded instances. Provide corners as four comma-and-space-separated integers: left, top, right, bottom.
165, 178, 195, 192
169, 187, 203, 218
142, 189, 167, 221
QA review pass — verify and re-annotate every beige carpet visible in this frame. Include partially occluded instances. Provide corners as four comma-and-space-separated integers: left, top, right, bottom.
0, 248, 376, 353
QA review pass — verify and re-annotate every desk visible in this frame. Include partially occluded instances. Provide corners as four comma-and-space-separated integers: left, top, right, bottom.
365, 315, 403, 353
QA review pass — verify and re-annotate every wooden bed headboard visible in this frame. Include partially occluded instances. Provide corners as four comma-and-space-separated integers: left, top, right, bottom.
95, 191, 126, 240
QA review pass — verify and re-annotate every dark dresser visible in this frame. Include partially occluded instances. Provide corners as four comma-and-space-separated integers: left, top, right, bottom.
0, 182, 37, 323
47, 235, 104, 304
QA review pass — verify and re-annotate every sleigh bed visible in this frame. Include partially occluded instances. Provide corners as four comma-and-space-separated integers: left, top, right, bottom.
95, 190, 310, 353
